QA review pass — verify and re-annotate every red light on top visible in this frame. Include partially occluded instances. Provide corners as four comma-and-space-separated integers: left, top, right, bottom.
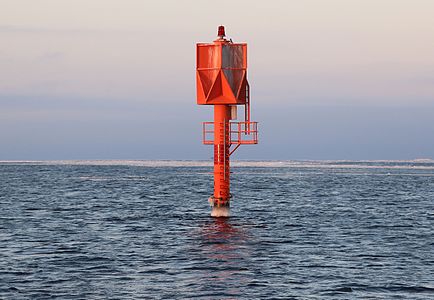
218, 25, 225, 37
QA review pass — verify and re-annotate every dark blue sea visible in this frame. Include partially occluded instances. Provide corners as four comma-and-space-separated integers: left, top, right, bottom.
1, 160, 433, 299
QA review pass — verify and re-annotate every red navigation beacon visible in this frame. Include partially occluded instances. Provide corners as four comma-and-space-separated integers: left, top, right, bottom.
196, 26, 258, 217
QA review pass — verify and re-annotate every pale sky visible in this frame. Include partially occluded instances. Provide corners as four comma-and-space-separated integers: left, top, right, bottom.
1, 0, 433, 160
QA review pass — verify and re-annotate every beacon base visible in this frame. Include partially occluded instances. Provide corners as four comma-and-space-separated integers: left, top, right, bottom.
209, 197, 230, 217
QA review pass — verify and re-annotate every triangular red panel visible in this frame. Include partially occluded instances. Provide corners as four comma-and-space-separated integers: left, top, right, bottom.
221, 71, 235, 100
198, 70, 219, 97
207, 71, 223, 101
223, 69, 245, 98
238, 77, 247, 102
196, 73, 206, 101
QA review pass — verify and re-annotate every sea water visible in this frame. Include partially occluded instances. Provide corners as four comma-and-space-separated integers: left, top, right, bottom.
0, 160, 433, 299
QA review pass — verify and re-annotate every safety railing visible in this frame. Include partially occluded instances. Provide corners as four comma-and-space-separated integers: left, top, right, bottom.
203, 121, 258, 145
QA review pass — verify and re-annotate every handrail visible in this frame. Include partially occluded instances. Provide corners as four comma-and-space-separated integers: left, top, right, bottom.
203, 121, 258, 145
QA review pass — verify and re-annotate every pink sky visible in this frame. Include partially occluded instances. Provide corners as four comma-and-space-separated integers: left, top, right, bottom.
1, 0, 433, 159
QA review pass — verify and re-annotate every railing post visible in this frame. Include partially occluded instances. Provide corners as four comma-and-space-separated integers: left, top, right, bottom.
238, 122, 241, 144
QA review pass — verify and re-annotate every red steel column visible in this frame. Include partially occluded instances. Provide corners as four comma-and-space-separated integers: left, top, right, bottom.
213, 104, 231, 206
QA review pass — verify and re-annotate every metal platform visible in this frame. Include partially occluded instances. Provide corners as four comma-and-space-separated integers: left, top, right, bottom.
202, 121, 258, 146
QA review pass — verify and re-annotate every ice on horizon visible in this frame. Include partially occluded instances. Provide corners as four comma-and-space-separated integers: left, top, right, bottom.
1, 159, 434, 170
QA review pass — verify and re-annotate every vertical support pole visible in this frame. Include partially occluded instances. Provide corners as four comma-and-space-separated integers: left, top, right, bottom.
212, 104, 231, 208
245, 82, 251, 134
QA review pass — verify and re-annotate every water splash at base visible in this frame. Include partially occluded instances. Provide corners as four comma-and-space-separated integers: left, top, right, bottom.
208, 196, 230, 217
211, 205, 230, 217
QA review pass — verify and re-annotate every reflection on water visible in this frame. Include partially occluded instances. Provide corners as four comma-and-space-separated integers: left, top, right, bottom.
200, 217, 248, 260
192, 218, 252, 296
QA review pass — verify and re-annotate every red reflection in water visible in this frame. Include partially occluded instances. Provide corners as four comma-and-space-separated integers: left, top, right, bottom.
189, 218, 252, 297
200, 217, 248, 260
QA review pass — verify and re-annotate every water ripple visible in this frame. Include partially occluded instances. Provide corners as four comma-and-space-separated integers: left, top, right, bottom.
0, 162, 433, 299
